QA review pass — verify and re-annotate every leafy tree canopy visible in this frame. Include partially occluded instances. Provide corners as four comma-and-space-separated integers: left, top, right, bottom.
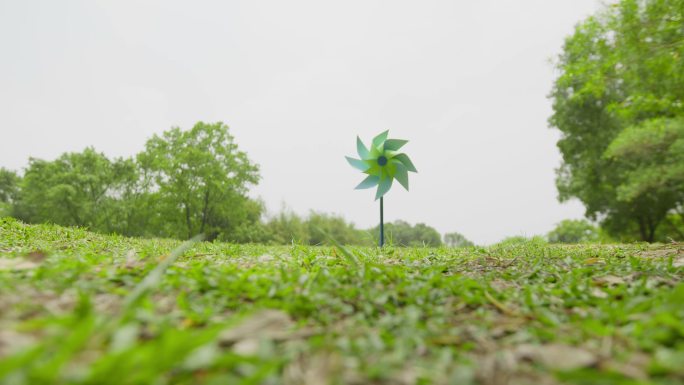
14, 148, 131, 231
137, 121, 260, 240
550, 0, 684, 241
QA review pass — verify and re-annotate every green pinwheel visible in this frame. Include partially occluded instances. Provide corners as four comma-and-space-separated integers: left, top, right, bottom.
346, 130, 417, 246
346, 130, 417, 200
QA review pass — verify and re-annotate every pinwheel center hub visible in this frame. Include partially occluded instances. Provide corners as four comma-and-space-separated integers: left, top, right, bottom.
377, 156, 388, 166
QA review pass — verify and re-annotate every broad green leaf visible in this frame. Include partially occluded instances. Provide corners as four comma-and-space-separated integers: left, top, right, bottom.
355, 175, 380, 190
375, 176, 392, 200
393, 153, 417, 172
371, 130, 389, 149
384, 139, 408, 151
357, 137, 371, 160
346, 156, 370, 172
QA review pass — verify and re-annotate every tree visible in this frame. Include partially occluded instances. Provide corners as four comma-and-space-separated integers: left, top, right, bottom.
547, 219, 599, 244
0, 168, 20, 217
443, 232, 474, 247
137, 122, 260, 240
14, 148, 130, 231
102, 158, 155, 237
550, 0, 684, 241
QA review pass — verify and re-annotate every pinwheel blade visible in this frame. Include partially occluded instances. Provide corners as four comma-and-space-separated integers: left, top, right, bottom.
384, 139, 408, 151
355, 175, 380, 190
346, 156, 370, 171
384, 161, 397, 178
357, 136, 371, 160
393, 153, 417, 173
393, 162, 409, 190
371, 130, 389, 149
375, 176, 393, 200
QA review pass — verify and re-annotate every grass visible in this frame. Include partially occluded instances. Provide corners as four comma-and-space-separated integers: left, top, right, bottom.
0, 217, 683, 385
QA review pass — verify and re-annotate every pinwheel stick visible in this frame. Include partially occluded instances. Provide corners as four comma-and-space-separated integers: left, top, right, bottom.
380, 197, 384, 247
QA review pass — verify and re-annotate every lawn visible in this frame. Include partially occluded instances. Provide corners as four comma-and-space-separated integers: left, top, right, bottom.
0, 217, 683, 385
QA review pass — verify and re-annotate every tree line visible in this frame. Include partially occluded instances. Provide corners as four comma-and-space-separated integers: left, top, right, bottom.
0, 121, 469, 247
1, 122, 260, 242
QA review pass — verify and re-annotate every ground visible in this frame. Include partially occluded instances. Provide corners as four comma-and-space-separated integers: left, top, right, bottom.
0, 217, 683, 385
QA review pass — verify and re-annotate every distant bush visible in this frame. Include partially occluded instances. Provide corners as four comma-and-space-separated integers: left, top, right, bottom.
547, 219, 599, 244
494, 235, 548, 248
370, 220, 442, 247
443, 231, 474, 247
260, 210, 371, 246
306, 212, 371, 246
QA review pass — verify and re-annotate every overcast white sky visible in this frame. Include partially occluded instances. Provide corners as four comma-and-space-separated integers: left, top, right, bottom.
0, 0, 610, 244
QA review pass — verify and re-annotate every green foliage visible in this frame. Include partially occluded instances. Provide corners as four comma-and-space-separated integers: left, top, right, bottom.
550, 0, 684, 242
1, 220, 683, 383
547, 219, 599, 244
262, 210, 311, 244
306, 212, 369, 246
443, 231, 474, 247
137, 122, 260, 240
656, 213, 684, 242
494, 235, 548, 248
371, 220, 442, 247
13, 148, 132, 232
5, 122, 263, 242
605, 118, 684, 201
0, 168, 20, 217
261, 210, 371, 246
605, 117, 684, 241
258, 211, 448, 247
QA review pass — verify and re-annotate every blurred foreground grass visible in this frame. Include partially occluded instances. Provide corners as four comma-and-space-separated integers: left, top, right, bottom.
0, 217, 683, 385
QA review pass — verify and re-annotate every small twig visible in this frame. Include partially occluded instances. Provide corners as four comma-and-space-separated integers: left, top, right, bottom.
484, 290, 517, 317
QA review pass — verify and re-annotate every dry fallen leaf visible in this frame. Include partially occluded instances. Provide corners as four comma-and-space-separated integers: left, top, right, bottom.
0, 258, 39, 271
673, 257, 684, 268
583, 257, 605, 265
218, 309, 317, 355
476, 350, 518, 385
219, 310, 293, 344
591, 288, 609, 298
593, 275, 625, 286
515, 344, 597, 371
284, 353, 341, 385
603, 360, 648, 380
0, 329, 36, 357
25, 250, 48, 262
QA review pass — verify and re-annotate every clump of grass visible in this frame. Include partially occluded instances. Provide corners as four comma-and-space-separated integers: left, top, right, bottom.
0, 218, 683, 384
